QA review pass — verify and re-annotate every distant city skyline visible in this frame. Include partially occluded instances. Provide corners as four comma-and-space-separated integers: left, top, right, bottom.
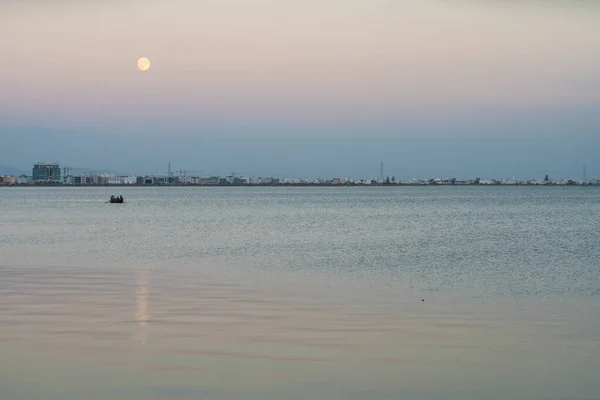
0, 149, 595, 183
1, 123, 599, 180
2, 161, 597, 186
1, 1, 599, 178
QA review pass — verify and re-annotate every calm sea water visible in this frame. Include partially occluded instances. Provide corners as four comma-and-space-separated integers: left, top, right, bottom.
1, 186, 599, 399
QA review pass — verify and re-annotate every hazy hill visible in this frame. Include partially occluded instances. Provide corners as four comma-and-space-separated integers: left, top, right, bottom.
0, 165, 27, 176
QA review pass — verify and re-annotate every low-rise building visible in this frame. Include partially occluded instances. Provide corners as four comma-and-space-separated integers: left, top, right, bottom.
199, 177, 218, 185
16, 176, 31, 184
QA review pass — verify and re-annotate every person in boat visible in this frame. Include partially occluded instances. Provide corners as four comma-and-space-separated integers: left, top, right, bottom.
119, 195, 123, 202
110, 195, 115, 202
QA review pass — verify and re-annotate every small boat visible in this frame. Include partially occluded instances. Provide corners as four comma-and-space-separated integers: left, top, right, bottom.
109, 196, 124, 203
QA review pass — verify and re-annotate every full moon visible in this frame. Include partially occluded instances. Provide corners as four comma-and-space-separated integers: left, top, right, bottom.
137, 57, 150, 71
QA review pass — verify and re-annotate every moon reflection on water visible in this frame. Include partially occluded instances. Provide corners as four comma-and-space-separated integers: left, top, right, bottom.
135, 268, 150, 344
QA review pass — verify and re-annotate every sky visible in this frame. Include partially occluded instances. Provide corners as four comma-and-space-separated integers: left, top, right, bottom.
0, 0, 599, 179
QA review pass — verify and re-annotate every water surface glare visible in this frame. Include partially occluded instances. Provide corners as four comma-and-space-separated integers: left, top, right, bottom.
1, 186, 599, 399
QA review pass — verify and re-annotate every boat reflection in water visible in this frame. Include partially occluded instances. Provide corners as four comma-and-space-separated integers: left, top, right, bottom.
134, 268, 150, 344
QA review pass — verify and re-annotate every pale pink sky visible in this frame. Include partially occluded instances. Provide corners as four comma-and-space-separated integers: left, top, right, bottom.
1, 0, 599, 126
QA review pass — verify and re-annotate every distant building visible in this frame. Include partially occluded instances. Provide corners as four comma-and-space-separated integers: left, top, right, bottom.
17, 176, 30, 185
199, 177, 219, 185
73, 176, 87, 185
32, 163, 61, 183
